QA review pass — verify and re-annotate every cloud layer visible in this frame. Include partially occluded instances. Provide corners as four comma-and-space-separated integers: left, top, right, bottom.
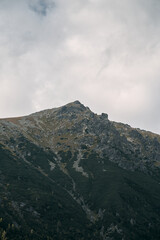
0, 0, 160, 134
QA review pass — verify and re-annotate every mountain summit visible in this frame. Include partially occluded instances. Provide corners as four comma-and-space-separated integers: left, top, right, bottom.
0, 101, 160, 239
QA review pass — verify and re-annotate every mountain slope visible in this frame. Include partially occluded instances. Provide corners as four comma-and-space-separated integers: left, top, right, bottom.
0, 101, 160, 240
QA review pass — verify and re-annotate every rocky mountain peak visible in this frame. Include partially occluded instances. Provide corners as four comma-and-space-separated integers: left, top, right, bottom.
24, 101, 91, 121
56, 100, 89, 115
0, 101, 160, 240
0, 101, 160, 173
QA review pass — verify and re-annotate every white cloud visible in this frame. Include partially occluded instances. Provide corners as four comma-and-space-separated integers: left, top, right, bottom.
0, 0, 160, 134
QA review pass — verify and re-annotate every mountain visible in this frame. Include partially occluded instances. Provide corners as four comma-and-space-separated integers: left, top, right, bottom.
0, 101, 160, 240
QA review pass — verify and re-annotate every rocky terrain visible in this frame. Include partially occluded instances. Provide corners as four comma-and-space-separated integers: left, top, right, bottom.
0, 101, 160, 239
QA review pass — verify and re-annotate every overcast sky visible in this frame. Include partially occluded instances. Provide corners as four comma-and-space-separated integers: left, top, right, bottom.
0, 0, 160, 134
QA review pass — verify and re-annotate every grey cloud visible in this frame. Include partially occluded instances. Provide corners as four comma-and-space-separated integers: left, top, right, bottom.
29, 0, 55, 16
0, 0, 160, 134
